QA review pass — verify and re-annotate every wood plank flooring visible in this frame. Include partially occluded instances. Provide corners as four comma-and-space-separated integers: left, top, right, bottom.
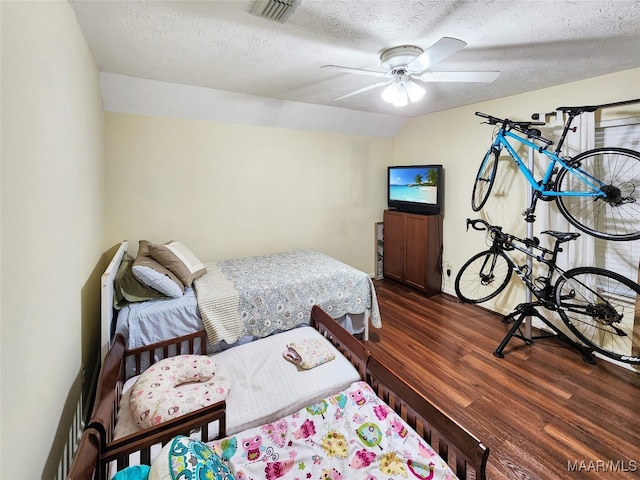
368, 279, 640, 480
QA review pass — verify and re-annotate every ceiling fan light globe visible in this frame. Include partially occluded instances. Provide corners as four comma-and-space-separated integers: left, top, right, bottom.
380, 81, 403, 104
392, 90, 409, 107
404, 81, 426, 103
380, 86, 395, 104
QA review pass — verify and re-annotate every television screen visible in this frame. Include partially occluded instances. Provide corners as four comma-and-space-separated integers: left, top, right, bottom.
387, 165, 443, 215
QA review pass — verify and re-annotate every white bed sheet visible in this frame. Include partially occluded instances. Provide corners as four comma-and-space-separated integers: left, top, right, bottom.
114, 326, 361, 440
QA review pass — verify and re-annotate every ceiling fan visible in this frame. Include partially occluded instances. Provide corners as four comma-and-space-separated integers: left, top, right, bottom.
321, 37, 500, 107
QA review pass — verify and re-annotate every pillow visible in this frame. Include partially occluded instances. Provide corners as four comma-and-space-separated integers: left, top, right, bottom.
129, 355, 230, 429
149, 436, 233, 480
148, 241, 207, 286
114, 254, 167, 309
112, 465, 150, 480
133, 240, 185, 298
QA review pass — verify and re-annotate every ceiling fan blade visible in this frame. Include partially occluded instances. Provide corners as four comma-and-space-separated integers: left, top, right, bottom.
333, 80, 392, 101
417, 71, 500, 83
406, 37, 467, 74
321, 64, 390, 78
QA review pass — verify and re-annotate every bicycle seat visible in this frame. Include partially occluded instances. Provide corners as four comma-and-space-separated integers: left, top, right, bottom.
541, 230, 581, 243
556, 105, 599, 115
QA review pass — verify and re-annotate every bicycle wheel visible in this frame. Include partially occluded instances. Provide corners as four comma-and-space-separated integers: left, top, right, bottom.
555, 147, 640, 241
455, 250, 512, 303
471, 146, 499, 212
555, 267, 640, 364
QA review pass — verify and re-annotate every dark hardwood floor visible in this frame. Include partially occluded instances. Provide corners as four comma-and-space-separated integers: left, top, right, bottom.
368, 279, 640, 480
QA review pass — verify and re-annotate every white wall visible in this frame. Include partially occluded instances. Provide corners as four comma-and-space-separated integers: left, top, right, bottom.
395, 68, 640, 314
1, 2, 105, 478
105, 113, 392, 274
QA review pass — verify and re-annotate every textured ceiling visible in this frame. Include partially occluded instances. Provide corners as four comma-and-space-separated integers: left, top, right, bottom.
69, 0, 640, 118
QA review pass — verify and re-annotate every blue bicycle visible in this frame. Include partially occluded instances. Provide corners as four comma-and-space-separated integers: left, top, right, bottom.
472, 105, 640, 241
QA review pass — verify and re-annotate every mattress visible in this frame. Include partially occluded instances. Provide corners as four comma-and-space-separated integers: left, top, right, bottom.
115, 287, 206, 349
115, 287, 368, 353
114, 326, 361, 439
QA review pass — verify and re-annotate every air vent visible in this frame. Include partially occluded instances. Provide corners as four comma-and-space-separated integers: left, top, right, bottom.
249, 0, 299, 22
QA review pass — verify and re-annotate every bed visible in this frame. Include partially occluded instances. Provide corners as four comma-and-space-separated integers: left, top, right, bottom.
88, 305, 370, 477
76, 306, 489, 480
101, 241, 381, 360
110, 325, 364, 441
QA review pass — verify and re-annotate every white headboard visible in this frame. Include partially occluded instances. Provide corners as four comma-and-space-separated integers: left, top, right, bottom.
100, 240, 128, 360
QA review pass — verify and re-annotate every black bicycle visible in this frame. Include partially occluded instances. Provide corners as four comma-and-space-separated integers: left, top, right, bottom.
455, 218, 640, 364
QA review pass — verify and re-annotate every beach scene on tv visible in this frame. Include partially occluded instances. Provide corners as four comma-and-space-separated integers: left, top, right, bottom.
389, 167, 438, 203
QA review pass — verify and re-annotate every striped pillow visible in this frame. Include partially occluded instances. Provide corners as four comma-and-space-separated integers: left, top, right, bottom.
132, 240, 185, 298
149, 241, 207, 286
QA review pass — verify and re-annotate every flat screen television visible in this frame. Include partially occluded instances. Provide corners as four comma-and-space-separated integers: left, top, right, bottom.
387, 164, 443, 215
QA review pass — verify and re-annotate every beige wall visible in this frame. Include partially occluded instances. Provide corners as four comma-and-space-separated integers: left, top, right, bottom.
395, 68, 640, 314
1, 2, 105, 478
105, 113, 392, 274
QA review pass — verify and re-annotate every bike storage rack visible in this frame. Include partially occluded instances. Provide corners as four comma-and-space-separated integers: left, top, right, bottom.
492, 137, 597, 364
491, 99, 640, 364
494, 301, 596, 363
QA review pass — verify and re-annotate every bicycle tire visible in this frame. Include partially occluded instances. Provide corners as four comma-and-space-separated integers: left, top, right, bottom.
555, 266, 640, 364
455, 250, 512, 303
471, 146, 499, 212
555, 147, 640, 241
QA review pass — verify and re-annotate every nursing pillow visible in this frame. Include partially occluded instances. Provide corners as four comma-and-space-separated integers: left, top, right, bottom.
129, 355, 230, 429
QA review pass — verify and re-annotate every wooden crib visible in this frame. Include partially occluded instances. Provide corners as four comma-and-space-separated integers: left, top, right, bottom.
71, 306, 489, 480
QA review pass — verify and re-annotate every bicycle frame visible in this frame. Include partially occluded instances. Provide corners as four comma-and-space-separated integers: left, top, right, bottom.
485, 232, 564, 307
490, 128, 606, 199
483, 236, 600, 363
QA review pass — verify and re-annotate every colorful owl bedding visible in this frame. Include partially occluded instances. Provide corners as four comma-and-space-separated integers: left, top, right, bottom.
210, 381, 458, 480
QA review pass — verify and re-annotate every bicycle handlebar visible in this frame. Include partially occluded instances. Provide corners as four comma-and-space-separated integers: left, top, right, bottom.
465, 218, 555, 256
466, 218, 505, 236
475, 111, 554, 146
475, 111, 546, 127
466, 218, 509, 240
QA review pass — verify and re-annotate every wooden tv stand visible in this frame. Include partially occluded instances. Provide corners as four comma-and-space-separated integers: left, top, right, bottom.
382, 210, 443, 296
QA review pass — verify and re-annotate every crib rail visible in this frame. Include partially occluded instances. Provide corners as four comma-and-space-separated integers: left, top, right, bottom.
99, 403, 225, 477
366, 356, 489, 480
310, 304, 370, 378
67, 428, 100, 480
87, 330, 225, 479
125, 330, 208, 378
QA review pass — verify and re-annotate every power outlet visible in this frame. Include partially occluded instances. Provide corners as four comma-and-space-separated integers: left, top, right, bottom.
443, 262, 452, 278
